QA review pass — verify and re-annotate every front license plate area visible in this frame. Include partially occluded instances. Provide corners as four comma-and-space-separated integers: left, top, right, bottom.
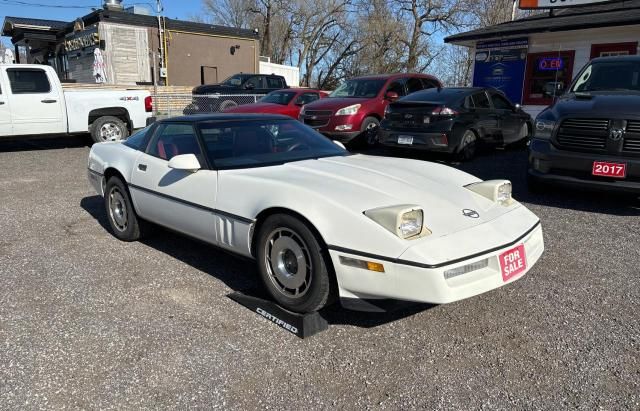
499, 244, 527, 282
397, 135, 414, 145
592, 161, 626, 178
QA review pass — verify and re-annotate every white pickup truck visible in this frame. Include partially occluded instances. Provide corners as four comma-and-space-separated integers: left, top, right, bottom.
0, 64, 153, 142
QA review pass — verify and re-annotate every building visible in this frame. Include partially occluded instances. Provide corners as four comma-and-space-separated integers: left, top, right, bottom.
1, 1, 260, 87
445, 0, 640, 117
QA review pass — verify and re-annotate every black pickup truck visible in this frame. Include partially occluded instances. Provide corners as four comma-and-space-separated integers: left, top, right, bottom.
528, 56, 640, 195
186, 73, 289, 114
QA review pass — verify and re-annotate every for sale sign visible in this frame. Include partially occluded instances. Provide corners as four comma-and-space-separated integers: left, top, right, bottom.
520, 0, 614, 8
499, 244, 527, 282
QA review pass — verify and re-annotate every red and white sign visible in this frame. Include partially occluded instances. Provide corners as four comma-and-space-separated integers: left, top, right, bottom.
499, 244, 527, 282
592, 161, 626, 178
520, 0, 613, 9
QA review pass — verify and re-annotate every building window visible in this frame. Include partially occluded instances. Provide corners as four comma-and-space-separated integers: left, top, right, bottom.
523, 51, 575, 105
590, 42, 637, 59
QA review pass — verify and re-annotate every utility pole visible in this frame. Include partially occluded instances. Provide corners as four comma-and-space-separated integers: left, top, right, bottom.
512, 0, 518, 21
156, 0, 165, 85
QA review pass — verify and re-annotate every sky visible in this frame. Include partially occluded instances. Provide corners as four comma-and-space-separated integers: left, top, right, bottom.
1, 0, 202, 46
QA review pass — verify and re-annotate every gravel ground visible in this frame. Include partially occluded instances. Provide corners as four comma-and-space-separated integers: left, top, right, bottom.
0, 137, 638, 410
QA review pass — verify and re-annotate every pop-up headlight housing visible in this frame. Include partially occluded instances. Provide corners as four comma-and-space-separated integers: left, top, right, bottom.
466, 180, 513, 206
364, 205, 431, 239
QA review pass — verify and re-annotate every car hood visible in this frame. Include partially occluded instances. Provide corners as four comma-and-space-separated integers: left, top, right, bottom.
550, 92, 640, 118
225, 102, 288, 113
220, 154, 521, 238
304, 97, 373, 111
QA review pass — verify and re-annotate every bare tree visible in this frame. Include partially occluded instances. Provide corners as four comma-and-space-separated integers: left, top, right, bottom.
200, 0, 256, 28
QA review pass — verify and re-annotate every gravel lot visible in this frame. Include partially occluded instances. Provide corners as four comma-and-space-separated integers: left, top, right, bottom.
0, 137, 638, 410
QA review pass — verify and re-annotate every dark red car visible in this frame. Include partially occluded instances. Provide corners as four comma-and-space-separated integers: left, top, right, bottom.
299, 73, 442, 145
224, 89, 328, 119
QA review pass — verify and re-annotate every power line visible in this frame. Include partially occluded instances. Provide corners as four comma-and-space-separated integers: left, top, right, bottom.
0, 0, 96, 8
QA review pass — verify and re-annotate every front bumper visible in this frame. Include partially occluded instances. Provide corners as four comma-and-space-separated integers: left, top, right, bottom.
528, 138, 640, 194
330, 221, 544, 308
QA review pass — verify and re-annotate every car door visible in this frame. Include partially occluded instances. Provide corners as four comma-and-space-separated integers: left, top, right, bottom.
471, 91, 499, 140
0, 74, 12, 136
129, 122, 218, 244
245, 75, 266, 93
5, 67, 65, 135
489, 91, 523, 144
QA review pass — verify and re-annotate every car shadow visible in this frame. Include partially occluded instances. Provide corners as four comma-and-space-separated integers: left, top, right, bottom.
80, 195, 433, 329
360, 145, 640, 217
0, 135, 90, 152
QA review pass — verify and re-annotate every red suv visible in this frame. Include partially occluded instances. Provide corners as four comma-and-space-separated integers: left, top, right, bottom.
300, 73, 442, 145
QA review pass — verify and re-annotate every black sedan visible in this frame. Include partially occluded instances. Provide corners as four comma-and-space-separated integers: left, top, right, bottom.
379, 87, 532, 160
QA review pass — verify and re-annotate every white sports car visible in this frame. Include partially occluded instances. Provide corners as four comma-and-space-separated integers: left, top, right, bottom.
87, 114, 544, 313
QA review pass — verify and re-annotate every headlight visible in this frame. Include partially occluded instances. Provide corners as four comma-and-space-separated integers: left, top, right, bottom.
534, 119, 556, 139
336, 104, 361, 116
466, 180, 513, 206
364, 205, 431, 239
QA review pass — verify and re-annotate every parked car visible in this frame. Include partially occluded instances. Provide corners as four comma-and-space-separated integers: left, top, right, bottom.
187, 73, 289, 113
88, 113, 544, 313
224, 88, 328, 118
528, 56, 640, 194
299, 73, 442, 146
0, 64, 152, 142
379, 87, 532, 160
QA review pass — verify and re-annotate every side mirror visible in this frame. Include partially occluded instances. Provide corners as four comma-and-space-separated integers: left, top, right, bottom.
295, 100, 305, 106
244, 82, 255, 90
385, 91, 399, 101
168, 154, 201, 172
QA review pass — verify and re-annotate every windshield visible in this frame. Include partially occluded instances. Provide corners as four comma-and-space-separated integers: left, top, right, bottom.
222, 75, 245, 86
197, 119, 348, 169
571, 61, 640, 93
330, 79, 386, 98
259, 91, 297, 105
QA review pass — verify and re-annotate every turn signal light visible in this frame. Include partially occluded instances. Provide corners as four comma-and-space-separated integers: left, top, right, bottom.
339, 256, 385, 273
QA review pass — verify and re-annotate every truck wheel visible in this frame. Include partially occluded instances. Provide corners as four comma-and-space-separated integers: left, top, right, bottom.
220, 100, 239, 112
91, 116, 129, 143
256, 214, 332, 313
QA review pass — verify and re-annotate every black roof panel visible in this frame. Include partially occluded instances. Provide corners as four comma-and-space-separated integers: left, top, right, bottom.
445, 0, 640, 43
161, 113, 293, 123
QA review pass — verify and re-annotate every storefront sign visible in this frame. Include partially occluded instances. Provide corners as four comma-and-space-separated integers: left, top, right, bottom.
538, 57, 564, 71
519, 0, 614, 9
473, 38, 529, 104
64, 27, 99, 52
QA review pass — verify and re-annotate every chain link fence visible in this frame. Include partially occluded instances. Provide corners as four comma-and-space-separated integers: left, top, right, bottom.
151, 93, 266, 118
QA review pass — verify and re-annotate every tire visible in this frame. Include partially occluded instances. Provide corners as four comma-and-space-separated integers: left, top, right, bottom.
220, 99, 239, 112
256, 214, 332, 313
454, 129, 478, 161
90, 116, 129, 143
361, 116, 381, 147
104, 176, 143, 241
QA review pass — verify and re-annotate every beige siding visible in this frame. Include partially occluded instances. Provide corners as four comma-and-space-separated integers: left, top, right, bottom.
99, 22, 151, 85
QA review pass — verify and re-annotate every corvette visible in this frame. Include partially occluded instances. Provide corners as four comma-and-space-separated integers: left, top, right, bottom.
87, 114, 544, 313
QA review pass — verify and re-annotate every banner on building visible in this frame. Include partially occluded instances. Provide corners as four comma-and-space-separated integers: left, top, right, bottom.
472, 38, 528, 104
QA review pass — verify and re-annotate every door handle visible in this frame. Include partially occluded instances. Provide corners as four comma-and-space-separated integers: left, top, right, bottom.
138, 164, 147, 171
41, 99, 57, 103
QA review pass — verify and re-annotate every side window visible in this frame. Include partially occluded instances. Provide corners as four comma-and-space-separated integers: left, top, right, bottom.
267, 77, 284, 88
245, 76, 264, 89
386, 79, 407, 96
147, 123, 204, 165
490, 93, 513, 110
421, 79, 439, 89
296, 92, 320, 105
464, 96, 475, 109
472, 92, 491, 109
7, 69, 51, 94
406, 77, 425, 94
